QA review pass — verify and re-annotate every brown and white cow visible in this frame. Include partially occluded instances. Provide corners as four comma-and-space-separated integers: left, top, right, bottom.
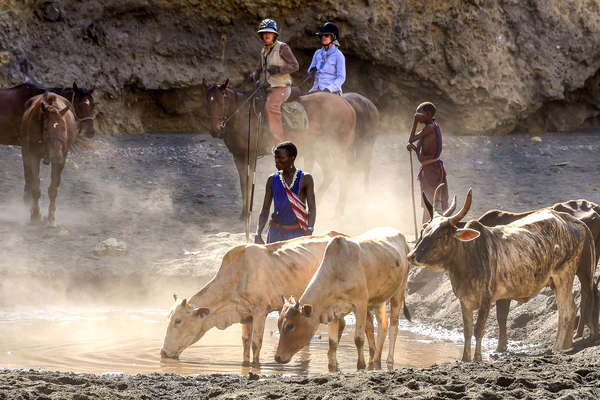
467, 199, 600, 351
275, 227, 411, 371
407, 189, 596, 362
161, 231, 356, 364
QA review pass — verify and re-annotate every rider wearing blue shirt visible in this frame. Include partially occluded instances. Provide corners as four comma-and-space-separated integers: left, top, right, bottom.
308, 22, 346, 95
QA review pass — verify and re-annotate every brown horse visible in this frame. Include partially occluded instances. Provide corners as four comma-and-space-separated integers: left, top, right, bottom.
0, 82, 95, 146
20, 92, 78, 227
203, 79, 360, 217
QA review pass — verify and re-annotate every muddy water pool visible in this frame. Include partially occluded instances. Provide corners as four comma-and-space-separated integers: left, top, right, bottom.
1, 308, 465, 376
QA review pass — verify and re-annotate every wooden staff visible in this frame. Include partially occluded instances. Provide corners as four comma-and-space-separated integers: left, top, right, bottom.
244, 103, 252, 241
408, 118, 419, 241
249, 112, 263, 220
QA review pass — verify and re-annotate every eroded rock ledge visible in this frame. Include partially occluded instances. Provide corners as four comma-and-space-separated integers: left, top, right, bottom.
0, 0, 599, 135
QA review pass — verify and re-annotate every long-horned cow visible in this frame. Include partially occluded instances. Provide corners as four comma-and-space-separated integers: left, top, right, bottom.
275, 227, 411, 371
161, 231, 376, 365
468, 199, 600, 351
407, 188, 595, 362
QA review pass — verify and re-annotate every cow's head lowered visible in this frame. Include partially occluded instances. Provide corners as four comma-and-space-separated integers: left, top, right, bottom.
407, 185, 479, 271
160, 294, 210, 359
275, 296, 319, 364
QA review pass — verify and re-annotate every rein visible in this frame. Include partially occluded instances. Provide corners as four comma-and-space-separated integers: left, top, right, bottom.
212, 86, 262, 130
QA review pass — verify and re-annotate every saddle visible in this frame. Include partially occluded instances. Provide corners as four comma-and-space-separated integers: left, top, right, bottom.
254, 86, 309, 132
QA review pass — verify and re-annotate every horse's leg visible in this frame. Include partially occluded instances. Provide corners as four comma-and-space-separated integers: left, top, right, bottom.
21, 147, 32, 204
29, 155, 42, 224
233, 153, 248, 221
334, 151, 350, 218
358, 138, 375, 189
47, 161, 65, 227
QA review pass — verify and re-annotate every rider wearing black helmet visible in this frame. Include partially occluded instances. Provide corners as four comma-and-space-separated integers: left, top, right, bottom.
308, 22, 346, 95
250, 19, 299, 143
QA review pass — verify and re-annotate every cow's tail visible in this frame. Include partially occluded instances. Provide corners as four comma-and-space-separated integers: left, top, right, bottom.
403, 302, 412, 322
585, 229, 599, 333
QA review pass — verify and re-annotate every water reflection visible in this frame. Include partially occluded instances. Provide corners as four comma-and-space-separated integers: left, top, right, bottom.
0, 308, 463, 375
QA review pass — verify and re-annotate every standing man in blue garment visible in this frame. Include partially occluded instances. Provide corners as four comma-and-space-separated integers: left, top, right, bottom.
308, 22, 346, 95
255, 142, 316, 244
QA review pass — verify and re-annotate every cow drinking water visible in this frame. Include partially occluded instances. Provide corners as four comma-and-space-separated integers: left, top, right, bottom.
275, 227, 411, 371
407, 187, 596, 361
161, 231, 366, 365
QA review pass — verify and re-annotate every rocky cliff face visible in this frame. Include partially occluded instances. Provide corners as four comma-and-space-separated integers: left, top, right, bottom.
1, 0, 599, 135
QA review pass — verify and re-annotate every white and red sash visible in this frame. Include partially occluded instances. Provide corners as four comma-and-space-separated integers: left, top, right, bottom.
280, 170, 308, 231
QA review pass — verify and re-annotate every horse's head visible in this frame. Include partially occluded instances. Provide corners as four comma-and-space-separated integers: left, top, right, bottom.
70, 82, 95, 139
40, 96, 71, 165
202, 78, 231, 138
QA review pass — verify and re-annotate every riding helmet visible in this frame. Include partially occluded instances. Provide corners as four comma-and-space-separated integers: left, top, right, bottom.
257, 19, 279, 36
316, 22, 340, 40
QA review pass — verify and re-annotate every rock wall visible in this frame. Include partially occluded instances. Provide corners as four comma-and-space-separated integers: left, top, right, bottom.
0, 0, 599, 136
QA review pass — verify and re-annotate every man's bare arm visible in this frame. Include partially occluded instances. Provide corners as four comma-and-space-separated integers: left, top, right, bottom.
303, 174, 316, 231
256, 176, 273, 242
409, 125, 434, 143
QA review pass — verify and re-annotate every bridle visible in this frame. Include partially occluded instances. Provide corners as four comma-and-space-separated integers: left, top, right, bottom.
208, 85, 262, 131
70, 91, 95, 129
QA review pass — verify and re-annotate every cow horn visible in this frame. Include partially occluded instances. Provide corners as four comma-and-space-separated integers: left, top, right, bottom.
422, 192, 434, 222
442, 195, 457, 217
432, 183, 446, 214
173, 293, 178, 302
449, 189, 472, 226
181, 298, 187, 307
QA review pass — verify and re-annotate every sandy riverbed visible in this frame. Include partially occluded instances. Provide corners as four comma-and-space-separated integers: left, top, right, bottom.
1, 130, 599, 398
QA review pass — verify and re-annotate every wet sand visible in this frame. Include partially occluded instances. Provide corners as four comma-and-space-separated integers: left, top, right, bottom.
2, 348, 600, 399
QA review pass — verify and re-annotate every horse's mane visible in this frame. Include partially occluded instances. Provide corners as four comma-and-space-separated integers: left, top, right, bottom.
24, 92, 76, 117
206, 83, 251, 97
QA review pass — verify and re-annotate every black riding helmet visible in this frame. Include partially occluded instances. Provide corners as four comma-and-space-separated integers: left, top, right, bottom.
257, 19, 279, 36
316, 22, 340, 40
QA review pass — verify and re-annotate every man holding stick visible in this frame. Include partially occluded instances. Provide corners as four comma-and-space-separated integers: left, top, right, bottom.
407, 102, 449, 223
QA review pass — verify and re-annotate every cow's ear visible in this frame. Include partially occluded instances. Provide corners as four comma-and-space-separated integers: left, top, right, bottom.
301, 304, 312, 317
281, 295, 288, 305
73, 82, 79, 91
455, 228, 480, 242
422, 192, 434, 221
181, 298, 187, 307
193, 307, 210, 318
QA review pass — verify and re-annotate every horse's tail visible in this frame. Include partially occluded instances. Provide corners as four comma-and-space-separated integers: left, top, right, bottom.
342, 93, 380, 177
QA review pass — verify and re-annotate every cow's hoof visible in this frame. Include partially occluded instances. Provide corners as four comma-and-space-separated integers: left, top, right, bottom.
495, 344, 507, 353
328, 363, 338, 373
356, 361, 366, 370
473, 354, 483, 362
241, 360, 251, 367
369, 360, 381, 370
386, 360, 394, 370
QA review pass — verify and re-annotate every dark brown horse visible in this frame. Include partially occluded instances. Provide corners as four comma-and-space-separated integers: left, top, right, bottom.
203, 79, 366, 217
0, 82, 95, 146
20, 92, 78, 227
